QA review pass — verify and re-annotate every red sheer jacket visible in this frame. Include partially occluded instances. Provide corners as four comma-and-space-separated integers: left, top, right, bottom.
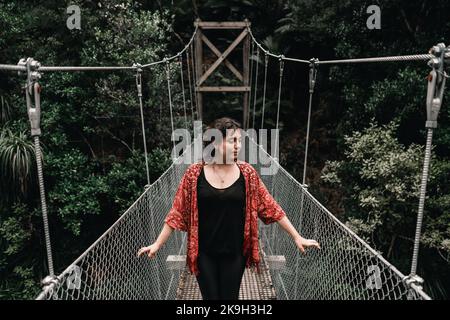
164, 160, 286, 276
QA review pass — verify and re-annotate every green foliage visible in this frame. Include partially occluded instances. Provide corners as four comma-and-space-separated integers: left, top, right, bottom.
105, 148, 172, 213
83, 4, 172, 65
45, 148, 108, 236
321, 122, 450, 298
322, 122, 423, 243
0, 1, 176, 299
0, 266, 40, 300
0, 128, 36, 201
0, 96, 12, 124
0, 203, 32, 256
0, 203, 41, 300
422, 160, 450, 262
0, 0, 449, 300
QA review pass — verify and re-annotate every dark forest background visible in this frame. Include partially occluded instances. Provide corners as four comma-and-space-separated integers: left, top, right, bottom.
0, 0, 449, 299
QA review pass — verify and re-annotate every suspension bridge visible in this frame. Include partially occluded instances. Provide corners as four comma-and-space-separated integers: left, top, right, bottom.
1, 20, 448, 300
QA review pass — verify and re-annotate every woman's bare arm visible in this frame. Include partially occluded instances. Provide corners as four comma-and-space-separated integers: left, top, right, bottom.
154, 223, 175, 248
137, 223, 174, 258
277, 216, 301, 240
277, 216, 321, 253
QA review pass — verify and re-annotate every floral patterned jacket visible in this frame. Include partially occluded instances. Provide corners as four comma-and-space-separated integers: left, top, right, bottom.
164, 160, 286, 276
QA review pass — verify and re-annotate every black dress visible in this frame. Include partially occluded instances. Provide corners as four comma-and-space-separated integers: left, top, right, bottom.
197, 166, 246, 255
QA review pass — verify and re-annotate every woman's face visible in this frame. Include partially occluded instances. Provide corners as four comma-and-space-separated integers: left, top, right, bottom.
216, 129, 242, 164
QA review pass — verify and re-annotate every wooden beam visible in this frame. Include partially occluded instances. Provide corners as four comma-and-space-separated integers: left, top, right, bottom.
197, 28, 248, 86
201, 34, 243, 82
243, 32, 250, 129
166, 255, 187, 270
196, 86, 250, 92
167, 255, 284, 270
265, 255, 286, 270
195, 28, 203, 120
194, 21, 249, 29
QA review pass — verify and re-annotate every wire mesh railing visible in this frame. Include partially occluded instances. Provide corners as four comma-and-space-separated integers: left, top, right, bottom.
251, 139, 430, 300
36, 137, 430, 300
36, 155, 189, 300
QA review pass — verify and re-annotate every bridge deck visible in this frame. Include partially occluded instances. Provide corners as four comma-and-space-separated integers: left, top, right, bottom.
176, 253, 277, 300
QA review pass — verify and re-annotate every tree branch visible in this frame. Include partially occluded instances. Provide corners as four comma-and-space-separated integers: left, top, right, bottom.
416, 0, 428, 33
192, 0, 199, 18
397, 234, 414, 242
91, 116, 133, 152
77, 129, 97, 159
436, 248, 450, 264
387, 234, 396, 259
173, 31, 185, 48
399, 8, 414, 36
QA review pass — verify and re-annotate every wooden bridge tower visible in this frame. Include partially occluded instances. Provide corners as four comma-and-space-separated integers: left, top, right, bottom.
193, 19, 251, 129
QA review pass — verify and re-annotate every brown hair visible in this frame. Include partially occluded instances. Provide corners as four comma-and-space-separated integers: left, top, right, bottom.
206, 117, 241, 138
203, 117, 241, 158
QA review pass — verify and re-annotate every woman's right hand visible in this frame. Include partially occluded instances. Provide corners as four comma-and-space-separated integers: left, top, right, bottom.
137, 243, 160, 259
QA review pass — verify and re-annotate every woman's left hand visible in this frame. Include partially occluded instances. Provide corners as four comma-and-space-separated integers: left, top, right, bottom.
295, 236, 321, 254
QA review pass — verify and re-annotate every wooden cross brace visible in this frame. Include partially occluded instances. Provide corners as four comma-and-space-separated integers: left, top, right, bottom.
193, 20, 251, 128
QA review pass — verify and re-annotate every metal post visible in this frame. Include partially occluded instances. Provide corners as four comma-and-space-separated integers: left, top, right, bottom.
243, 19, 250, 129
133, 63, 151, 188
295, 58, 318, 299
18, 57, 57, 285
261, 53, 268, 129
194, 19, 203, 121
302, 58, 318, 187
165, 59, 177, 161
407, 43, 448, 297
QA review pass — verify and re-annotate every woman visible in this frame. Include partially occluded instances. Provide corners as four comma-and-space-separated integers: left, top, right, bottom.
137, 117, 320, 300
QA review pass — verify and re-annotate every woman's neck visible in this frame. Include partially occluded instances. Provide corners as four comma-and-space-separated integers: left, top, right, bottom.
208, 157, 236, 167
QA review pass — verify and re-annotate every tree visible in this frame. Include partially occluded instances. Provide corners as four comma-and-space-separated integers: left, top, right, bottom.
0, 1, 177, 299
321, 122, 450, 298
0, 128, 36, 203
